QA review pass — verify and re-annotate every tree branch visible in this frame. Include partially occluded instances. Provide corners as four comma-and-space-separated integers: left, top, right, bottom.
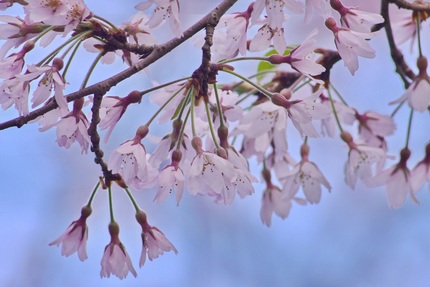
387, 0, 430, 11
381, 0, 415, 88
0, 0, 238, 131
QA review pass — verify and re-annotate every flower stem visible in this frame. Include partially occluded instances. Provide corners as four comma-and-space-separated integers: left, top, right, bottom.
124, 188, 140, 213
177, 108, 191, 150
191, 87, 197, 137
417, 19, 423, 57
219, 56, 269, 64
108, 185, 115, 223
80, 52, 104, 89
93, 14, 120, 32
213, 84, 226, 128
329, 83, 349, 106
87, 181, 101, 206
140, 77, 190, 97
327, 87, 343, 133
62, 39, 83, 81
221, 69, 273, 99
405, 108, 414, 148
144, 84, 187, 126
205, 100, 220, 149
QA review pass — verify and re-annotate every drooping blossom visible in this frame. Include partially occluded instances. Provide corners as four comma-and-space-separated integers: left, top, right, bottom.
55, 99, 90, 153
341, 131, 386, 189
187, 137, 237, 205
330, 0, 384, 33
253, 0, 304, 30
370, 148, 419, 208
49, 205, 91, 262
325, 17, 376, 75
108, 125, 156, 188
226, 146, 257, 198
151, 81, 188, 123
136, 0, 182, 37
20, 58, 68, 110
390, 56, 430, 112
249, 20, 287, 55
213, 3, 254, 61
135, 210, 178, 267
268, 29, 326, 78
98, 90, 142, 143
260, 168, 306, 226
154, 150, 185, 205
0, 40, 33, 79
282, 144, 331, 204
100, 222, 137, 279
0, 77, 30, 116
410, 143, 430, 192
355, 111, 396, 145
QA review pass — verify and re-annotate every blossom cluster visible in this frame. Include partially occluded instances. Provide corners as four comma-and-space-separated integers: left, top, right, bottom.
0, 0, 429, 280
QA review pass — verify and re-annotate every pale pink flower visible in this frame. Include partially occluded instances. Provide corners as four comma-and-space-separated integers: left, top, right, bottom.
108, 126, 153, 187
100, 222, 137, 279
0, 41, 33, 79
268, 29, 326, 77
83, 38, 118, 65
98, 91, 142, 143
136, 211, 178, 267
305, 0, 331, 23
355, 111, 396, 146
325, 17, 376, 75
249, 21, 287, 55
154, 150, 185, 205
136, 0, 182, 37
0, 77, 30, 116
187, 137, 237, 205
49, 205, 91, 262
273, 89, 331, 138
227, 147, 257, 198
214, 3, 254, 60
319, 94, 355, 138
341, 132, 386, 189
330, 0, 384, 33
55, 100, 90, 153
410, 143, 430, 192
24, 0, 91, 34
150, 81, 187, 123
21, 58, 68, 110
253, 0, 304, 29
390, 56, 430, 112
370, 148, 419, 208
281, 144, 331, 204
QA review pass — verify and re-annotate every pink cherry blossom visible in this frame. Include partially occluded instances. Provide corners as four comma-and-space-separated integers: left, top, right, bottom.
281, 144, 331, 204
0, 77, 30, 116
341, 132, 386, 189
330, 0, 384, 33
108, 126, 153, 187
98, 91, 142, 143
391, 56, 430, 112
0, 41, 33, 79
49, 205, 91, 262
187, 137, 237, 205
249, 21, 287, 55
253, 0, 304, 29
136, 0, 182, 37
325, 17, 376, 75
370, 148, 419, 208
135, 210, 178, 267
55, 99, 91, 153
100, 222, 137, 279
410, 143, 430, 192
227, 147, 257, 198
305, 0, 331, 23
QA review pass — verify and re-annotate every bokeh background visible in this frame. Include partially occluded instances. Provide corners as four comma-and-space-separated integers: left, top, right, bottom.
1, 1, 430, 286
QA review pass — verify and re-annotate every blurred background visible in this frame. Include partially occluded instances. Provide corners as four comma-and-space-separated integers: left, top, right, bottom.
1, 1, 430, 286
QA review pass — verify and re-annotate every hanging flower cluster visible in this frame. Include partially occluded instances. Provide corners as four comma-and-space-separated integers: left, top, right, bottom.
0, 0, 429, 279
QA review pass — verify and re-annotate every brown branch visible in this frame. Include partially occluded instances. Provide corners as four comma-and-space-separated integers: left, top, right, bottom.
387, 0, 430, 11
382, 0, 415, 88
0, 0, 238, 131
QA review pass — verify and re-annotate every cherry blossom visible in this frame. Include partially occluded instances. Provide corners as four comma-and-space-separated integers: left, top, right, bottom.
55, 99, 91, 153
325, 17, 376, 75
391, 56, 430, 112
227, 146, 257, 198
0, 76, 30, 116
108, 126, 155, 187
153, 150, 185, 205
136, 0, 182, 37
282, 144, 331, 204
187, 137, 237, 205
370, 148, 419, 208
49, 205, 91, 262
253, 0, 304, 30
330, 0, 384, 33
249, 21, 287, 55
305, 0, 331, 23
0, 40, 33, 79
341, 131, 386, 189
100, 222, 137, 279
410, 143, 430, 192
98, 91, 142, 143
135, 210, 178, 267
268, 29, 326, 78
